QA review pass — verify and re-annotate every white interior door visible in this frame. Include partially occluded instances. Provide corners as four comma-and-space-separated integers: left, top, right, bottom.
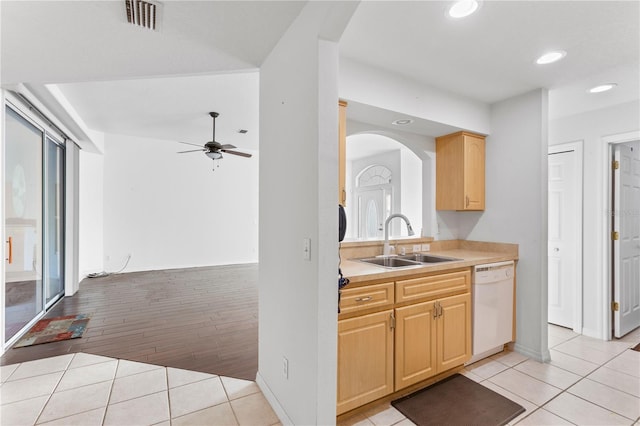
613, 142, 640, 337
357, 188, 384, 239
548, 150, 578, 329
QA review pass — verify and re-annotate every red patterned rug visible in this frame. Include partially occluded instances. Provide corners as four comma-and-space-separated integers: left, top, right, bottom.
13, 314, 91, 348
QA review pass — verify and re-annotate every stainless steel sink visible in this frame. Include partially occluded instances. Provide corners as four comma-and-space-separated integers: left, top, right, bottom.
397, 254, 461, 263
357, 257, 423, 268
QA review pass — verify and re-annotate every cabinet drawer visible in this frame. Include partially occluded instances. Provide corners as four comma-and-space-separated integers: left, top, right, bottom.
396, 270, 470, 304
340, 282, 394, 315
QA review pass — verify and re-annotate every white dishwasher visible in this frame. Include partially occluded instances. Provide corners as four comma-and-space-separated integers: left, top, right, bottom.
467, 261, 515, 364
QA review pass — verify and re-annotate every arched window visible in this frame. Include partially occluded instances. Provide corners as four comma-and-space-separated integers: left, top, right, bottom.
357, 165, 392, 187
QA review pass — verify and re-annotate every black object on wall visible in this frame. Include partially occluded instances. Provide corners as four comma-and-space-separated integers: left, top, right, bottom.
339, 204, 347, 242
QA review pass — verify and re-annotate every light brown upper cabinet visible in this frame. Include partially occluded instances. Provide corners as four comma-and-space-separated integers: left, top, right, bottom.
339, 100, 347, 206
435, 131, 486, 211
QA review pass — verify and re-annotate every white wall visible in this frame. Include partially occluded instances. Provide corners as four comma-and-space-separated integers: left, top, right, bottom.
549, 100, 640, 339
401, 148, 422, 237
78, 150, 104, 277
258, 2, 358, 424
340, 58, 491, 135
457, 89, 551, 361
101, 133, 258, 273
64, 142, 80, 296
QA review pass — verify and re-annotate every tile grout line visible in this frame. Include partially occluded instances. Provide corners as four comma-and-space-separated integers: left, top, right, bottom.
164, 366, 172, 425
32, 353, 75, 426
521, 334, 640, 425
100, 358, 120, 425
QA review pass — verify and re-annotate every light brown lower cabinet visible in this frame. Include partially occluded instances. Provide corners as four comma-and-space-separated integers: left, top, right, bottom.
394, 300, 438, 390
337, 310, 394, 415
394, 293, 471, 391
337, 270, 472, 415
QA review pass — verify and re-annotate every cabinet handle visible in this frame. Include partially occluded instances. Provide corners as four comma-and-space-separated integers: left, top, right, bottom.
6, 237, 12, 264
355, 296, 373, 302
390, 312, 396, 330
465, 195, 470, 208
433, 301, 443, 318
342, 189, 347, 204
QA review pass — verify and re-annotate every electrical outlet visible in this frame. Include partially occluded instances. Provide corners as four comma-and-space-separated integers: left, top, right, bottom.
422, 244, 431, 251
412, 244, 421, 253
283, 356, 289, 379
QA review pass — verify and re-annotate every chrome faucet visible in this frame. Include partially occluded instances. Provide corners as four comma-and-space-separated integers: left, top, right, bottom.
383, 213, 415, 256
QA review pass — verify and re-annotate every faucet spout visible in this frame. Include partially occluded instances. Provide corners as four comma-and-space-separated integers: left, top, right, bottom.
383, 213, 415, 256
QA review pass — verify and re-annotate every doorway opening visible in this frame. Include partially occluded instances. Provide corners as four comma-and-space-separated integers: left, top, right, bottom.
344, 133, 422, 240
4, 101, 66, 348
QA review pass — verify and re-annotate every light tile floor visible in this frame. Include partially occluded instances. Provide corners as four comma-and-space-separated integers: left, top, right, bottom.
0, 353, 280, 426
2, 325, 639, 425
339, 324, 640, 426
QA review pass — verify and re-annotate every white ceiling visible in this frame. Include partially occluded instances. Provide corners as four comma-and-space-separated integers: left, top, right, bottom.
1, 1, 638, 147
56, 73, 260, 151
340, 1, 640, 104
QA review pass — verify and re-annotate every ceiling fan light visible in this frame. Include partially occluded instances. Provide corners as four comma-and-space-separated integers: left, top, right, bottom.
205, 151, 222, 159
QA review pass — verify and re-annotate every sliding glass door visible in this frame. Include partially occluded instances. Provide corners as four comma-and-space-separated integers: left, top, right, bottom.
4, 106, 44, 342
4, 104, 65, 344
45, 137, 65, 307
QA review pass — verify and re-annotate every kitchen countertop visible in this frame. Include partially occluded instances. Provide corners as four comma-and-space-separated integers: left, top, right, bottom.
341, 248, 518, 285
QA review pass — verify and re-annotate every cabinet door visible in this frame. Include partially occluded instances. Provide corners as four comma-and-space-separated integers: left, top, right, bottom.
338, 100, 347, 206
394, 301, 438, 390
437, 293, 472, 372
436, 131, 485, 211
337, 309, 394, 415
463, 135, 485, 210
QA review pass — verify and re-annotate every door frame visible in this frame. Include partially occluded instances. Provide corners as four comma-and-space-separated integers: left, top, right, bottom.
603, 130, 640, 340
1, 92, 68, 350
548, 142, 583, 333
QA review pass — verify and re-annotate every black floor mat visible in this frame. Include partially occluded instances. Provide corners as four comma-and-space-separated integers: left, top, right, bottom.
392, 374, 525, 426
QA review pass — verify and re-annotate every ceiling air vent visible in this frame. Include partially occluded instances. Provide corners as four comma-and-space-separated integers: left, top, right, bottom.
125, 0, 161, 31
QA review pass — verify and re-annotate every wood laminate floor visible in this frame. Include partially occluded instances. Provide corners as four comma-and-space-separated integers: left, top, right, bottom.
0, 264, 258, 381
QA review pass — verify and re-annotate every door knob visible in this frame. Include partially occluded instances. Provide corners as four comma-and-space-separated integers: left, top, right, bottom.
554, 247, 560, 252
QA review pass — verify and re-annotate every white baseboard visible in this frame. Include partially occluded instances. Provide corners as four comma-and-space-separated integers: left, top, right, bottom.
256, 372, 293, 426
513, 342, 551, 363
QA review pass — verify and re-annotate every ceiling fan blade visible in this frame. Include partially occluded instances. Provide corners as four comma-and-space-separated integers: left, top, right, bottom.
220, 144, 237, 150
221, 149, 252, 158
177, 141, 205, 148
177, 149, 206, 154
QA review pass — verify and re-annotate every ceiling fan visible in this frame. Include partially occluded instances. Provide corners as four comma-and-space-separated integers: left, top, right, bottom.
177, 112, 252, 164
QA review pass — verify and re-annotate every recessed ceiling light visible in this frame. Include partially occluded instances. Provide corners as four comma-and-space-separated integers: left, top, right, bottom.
536, 50, 567, 65
448, 0, 479, 18
392, 119, 413, 126
588, 83, 617, 93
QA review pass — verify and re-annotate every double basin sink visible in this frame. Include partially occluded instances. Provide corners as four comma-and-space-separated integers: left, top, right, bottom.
356, 253, 461, 269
